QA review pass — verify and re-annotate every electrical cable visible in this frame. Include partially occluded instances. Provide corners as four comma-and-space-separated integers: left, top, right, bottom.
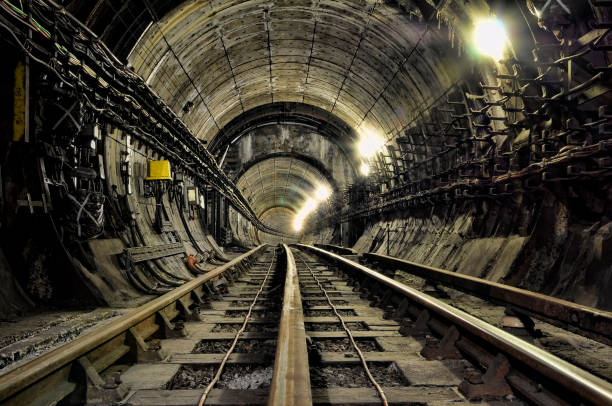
1, 0, 50, 38
1, 0, 290, 238
197, 254, 276, 406
299, 255, 389, 406
0, 19, 73, 88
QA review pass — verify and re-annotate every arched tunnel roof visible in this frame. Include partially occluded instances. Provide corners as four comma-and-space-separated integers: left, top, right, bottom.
118, 0, 476, 234
208, 102, 357, 157
128, 0, 459, 144
65, 0, 594, 238
236, 156, 335, 216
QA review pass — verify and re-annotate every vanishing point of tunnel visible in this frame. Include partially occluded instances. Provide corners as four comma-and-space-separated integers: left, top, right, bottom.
1, 0, 612, 405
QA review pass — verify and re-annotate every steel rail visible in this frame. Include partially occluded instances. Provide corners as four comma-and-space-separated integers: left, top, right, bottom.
267, 245, 312, 406
362, 252, 612, 345
0, 245, 267, 404
314, 243, 358, 255
296, 244, 612, 406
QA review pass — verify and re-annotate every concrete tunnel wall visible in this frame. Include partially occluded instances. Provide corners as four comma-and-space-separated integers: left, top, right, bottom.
1, 0, 612, 316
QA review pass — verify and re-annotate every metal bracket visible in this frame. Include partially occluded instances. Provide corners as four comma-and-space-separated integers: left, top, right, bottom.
459, 354, 513, 399
399, 309, 430, 336
76, 356, 129, 405
156, 310, 187, 338
177, 297, 202, 322
127, 327, 166, 362
15, 192, 47, 214
421, 325, 462, 360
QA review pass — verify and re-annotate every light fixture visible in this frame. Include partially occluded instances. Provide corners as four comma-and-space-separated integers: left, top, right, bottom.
302, 198, 317, 214
473, 18, 508, 61
293, 217, 303, 231
357, 130, 385, 159
315, 184, 332, 202
293, 193, 330, 232
360, 162, 370, 176
187, 186, 198, 205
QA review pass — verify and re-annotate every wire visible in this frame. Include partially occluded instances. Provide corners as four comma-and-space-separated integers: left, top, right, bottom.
197, 254, 275, 406
1, 0, 50, 38
0, 20, 74, 88
1, 0, 288, 237
299, 255, 389, 406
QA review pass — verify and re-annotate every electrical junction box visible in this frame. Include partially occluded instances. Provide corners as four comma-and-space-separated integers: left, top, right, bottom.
187, 186, 198, 205
146, 160, 172, 180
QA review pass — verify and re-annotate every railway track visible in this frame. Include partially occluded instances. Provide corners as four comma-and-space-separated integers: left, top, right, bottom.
1, 244, 611, 405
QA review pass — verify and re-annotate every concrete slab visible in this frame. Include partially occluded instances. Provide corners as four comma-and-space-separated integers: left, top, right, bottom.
396, 360, 462, 386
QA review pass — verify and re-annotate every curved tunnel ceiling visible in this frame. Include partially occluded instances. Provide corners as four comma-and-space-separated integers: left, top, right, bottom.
120, 0, 486, 236
128, 0, 461, 144
209, 102, 357, 167
236, 156, 335, 216
232, 151, 341, 191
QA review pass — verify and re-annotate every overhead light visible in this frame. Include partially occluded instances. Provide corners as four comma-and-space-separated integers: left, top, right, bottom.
534, 7, 541, 18
293, 217, 303, 231
315, 184, 331, 201
357, 130, 385, 158
293, 198, 318, 232
360, 162, 370, 176
302, 198, 317, 214
473, 18, 508, 61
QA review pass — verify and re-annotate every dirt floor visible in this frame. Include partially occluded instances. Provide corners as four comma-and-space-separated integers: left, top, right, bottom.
305, 322, 369, 331
225, 310, 280, 319
211, 323, 278, 333
193, 339, 276, 354
304, 299, 349, 307
311, 338, 380, 352
305, 309, 357, 317
302, 292, 343, 298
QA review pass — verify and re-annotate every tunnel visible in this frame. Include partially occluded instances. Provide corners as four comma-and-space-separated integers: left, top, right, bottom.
1, 0, 612, 405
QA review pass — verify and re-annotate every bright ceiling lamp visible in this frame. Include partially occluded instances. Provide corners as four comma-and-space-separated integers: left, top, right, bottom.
357, 129, 385, 158
293, 217, 303, 231
293, 198, 318, 232
360, 162, 371, 176
315, 184, 332, 202
473, 18, 508, 61
302, 198, 317, 214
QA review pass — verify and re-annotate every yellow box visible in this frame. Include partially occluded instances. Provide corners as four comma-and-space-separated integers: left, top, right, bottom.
146, 160, 172, 180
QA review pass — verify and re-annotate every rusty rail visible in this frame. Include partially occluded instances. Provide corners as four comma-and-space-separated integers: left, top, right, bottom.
268, 244, 312, 406
296, 244, 612, 406
0, 245, 267, 405
363, 252, 612, 345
